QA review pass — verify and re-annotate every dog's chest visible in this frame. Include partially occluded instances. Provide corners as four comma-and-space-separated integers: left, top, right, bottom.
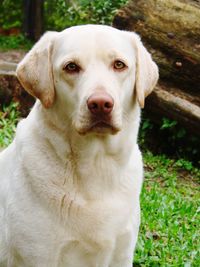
40, 150, 136, 265
56, 187, 132, 267
63, 161, 132, 224
58, 156, 133, 237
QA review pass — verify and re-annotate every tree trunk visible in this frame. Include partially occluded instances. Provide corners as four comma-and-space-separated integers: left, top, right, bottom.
113, 0, 200, 134
23, 0, 44, 41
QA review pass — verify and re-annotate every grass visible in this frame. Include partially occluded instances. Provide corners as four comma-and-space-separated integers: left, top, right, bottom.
0, 102, 20, 147
0, 103, 199, 266
135, 153, 200, 266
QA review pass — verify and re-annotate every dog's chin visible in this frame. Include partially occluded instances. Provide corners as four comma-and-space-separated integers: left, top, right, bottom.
76, 122, 121, 136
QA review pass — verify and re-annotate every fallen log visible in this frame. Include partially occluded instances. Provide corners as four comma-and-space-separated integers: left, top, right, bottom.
113, 0, 200, 135
146, 83, 200, 134
113, 0, 200, 93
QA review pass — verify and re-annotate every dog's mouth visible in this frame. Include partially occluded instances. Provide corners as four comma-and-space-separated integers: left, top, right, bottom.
77, 119, 120, 135
92, 121, 112, 128
91, 121, 114, 132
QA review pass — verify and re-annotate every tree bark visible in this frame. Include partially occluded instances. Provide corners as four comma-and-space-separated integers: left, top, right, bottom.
146, 83, 200, 134
113, 0, 200, 93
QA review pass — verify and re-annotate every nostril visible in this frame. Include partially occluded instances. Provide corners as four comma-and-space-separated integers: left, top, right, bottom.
88, 101, 99, 112
90, 102, 98, 110
104, 102, 113, 109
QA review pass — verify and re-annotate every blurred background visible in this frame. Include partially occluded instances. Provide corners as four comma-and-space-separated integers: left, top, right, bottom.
0, 0, 199, 266
0, 0, 127, 38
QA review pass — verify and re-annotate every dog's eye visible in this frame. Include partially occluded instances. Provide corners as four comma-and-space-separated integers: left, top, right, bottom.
63, 62, 80, 73
113, 60, 127, 71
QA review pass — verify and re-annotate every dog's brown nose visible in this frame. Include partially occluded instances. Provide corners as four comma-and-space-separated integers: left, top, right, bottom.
87, 93, 114, 115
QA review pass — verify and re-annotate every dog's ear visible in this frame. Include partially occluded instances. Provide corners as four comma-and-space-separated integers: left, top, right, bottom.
16, 31, 57, 108
132, 34, 159, 108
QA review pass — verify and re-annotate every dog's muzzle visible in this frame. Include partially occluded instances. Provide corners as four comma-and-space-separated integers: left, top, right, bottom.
86, 93, 116, 132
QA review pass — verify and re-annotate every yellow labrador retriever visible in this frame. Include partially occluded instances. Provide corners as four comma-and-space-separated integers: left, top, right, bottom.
0, 25, 158, 267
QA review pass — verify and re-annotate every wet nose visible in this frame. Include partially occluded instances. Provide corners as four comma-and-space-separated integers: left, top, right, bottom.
87, 93, 114, 115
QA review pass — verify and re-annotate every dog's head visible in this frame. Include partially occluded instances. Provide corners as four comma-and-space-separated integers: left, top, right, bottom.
17, 25, 158, 135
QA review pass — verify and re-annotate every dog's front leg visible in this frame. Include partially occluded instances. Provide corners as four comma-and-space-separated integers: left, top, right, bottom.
109, 234, 137, 267
110, 217, 140, 267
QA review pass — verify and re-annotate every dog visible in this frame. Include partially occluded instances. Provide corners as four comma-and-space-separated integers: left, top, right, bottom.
0, 25, 158, 267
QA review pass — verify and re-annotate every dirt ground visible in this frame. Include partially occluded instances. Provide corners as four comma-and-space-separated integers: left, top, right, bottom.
0, 50, 26, 63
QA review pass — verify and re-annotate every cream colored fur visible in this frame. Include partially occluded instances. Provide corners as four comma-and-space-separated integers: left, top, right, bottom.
0, 25, 158, 267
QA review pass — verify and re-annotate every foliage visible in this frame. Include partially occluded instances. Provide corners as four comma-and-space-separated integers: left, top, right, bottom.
0, 0, 23, 30
0, 0, 128, 50
0, 102, 20, 147
0, 0, 128, 32
134, 151, 200, 266
160, 117, 177, 130
0, 34, 33, 50
139, 113, 200, 166
44, 0, 128, 30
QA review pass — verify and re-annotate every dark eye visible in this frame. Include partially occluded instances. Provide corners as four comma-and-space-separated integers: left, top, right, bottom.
113, 60, 127, 71
63, 62, 80, 73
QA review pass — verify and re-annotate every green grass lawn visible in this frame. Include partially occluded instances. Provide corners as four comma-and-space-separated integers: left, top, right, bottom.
135, 153, 200, 266
0, 103, 199, 266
